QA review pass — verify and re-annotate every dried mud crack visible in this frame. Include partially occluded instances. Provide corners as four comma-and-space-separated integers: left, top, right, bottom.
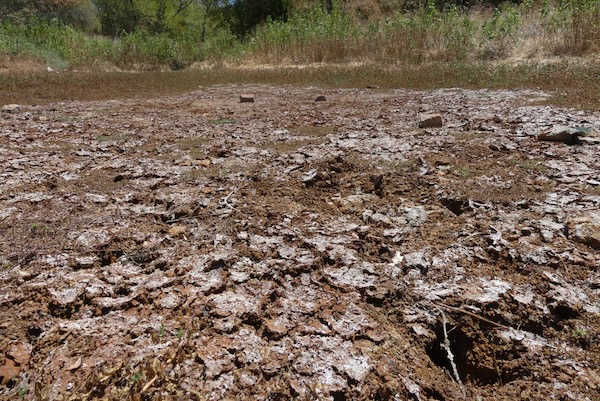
1, 85, 599, 400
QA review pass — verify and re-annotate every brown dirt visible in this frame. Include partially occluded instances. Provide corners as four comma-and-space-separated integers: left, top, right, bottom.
1, 84, 599, 401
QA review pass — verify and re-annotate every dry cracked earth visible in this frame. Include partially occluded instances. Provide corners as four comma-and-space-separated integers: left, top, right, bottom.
0, 84, 599, 401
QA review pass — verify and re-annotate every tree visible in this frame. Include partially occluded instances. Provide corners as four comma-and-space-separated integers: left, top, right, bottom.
229, 0, 290, 37
94, 0, 209, 36
0, 0, 97, 29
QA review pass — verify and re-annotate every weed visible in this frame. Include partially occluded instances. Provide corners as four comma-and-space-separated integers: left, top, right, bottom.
572, 328, 588, 339
374, 157, 419, 173
176, 329, 185, 339
582, 184, 600, 196
452, 165, 478, 179
131, 370, 142, 383
509, 158, 548, 172
158, 323, 166, 338
30, 222, 49, 235
18, 388, 28, 399
211, 118, 237, 125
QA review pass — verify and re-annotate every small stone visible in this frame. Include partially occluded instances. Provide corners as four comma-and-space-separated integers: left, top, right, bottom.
168, 225, 188, 237
404, 251, 430, 273
240, 94, 254, 103
2, 104, 21, 113
418, 114, 443, 128
521, 227, 534, 236
315, 95, 326, 102
567, 216, 600, 249
265, 318, 288, 338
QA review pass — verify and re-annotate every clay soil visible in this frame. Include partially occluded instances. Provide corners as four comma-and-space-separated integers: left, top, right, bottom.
1, 83, 599, 401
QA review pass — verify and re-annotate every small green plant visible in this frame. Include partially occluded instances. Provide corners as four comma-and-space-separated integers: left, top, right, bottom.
18, 388, 28, 399
131, 370, 142, 383
30, 222, 48, 235
211, 118, 237, 125
509, 158, 548, 172
452, 165, 477, 178
158, 323, 166, 338
176, 329, 185, 339
572, 328, 589, 339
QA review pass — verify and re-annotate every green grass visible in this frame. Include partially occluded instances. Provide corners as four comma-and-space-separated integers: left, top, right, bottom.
1, 1, 599, 70
0, 19, 238, 70
509, 158, 549, 172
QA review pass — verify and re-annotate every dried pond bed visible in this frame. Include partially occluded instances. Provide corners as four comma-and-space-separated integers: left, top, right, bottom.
0, 85, 599, 400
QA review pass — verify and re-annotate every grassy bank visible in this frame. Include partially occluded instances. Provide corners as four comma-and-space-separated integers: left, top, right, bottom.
1, 1, 599, 70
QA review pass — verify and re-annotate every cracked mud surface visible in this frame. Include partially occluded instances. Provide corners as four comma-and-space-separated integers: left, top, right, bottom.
1, 85, 599, 400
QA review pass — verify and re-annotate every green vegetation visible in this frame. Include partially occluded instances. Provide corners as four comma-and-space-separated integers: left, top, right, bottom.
0, 1, 599, 70
131, 370, 142, 383
509, 158, 549, 172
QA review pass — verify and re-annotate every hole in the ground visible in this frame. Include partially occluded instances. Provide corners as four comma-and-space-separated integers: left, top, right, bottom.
115, 286, 131, 296
440, 198, 471, 216
241, 314, 262, 330
48, 302, 74, 319
27, 326, 42, 340
330, 390, 347, 401
426, 320, 500, 386
266, 392, 287, 401
551, 302, 580, 323
98, 250, 124, 266
366, 295, 384, 307
208, 259, 227, 271
373, 386, 393, 401
423, 388, 446, 400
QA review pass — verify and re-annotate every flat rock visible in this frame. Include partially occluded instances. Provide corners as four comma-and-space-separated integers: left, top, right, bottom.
567, 215, 600, 249
418, 113, 443, 128
1, 104, 21, 113
168, 225, 188, 237
538, 125, 591, 145
239, 94, 254, 103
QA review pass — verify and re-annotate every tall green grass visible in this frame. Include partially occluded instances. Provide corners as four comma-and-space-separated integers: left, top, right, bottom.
1, 0, 599, 69
0, 19, 239, 69
248, 0, 600, 64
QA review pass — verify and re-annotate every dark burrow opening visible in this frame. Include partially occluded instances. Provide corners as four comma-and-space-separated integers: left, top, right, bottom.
440, 197, 471, 216
426, 321, 502, 387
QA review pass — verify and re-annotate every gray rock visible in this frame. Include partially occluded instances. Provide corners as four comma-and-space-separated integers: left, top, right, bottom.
2, 104, 21, 113
418, 114, 443, 128
537, 125, 592, 145
239, 94, 255, 103
404, 251, 430, 273
567, 215, 600, 249
302, 169, 318, 183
